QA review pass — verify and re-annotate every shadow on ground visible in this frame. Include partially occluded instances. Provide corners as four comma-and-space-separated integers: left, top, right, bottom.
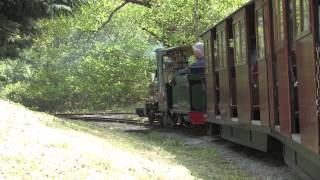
57, 119, 299, 180
58, 120, 253, 180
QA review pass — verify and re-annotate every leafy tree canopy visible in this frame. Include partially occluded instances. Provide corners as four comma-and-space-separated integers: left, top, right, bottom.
139, 0, 247, 46
0, 0, 248, 111
0, 0, 85, 58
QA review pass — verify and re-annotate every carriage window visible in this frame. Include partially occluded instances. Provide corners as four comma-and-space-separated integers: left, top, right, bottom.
205, 39, 211, 73
219, 31, 223, 68
208, 40, 212, 71
295, 0, 302, 34
219, 32, 223, 68
302, 0, 310, 32
217, 30, 226, 69
222, 30, 227, 68
273, 0, 285, 46
204, 41, 208, 72
279, 0, 284, 42
240, 19, 247, 64
214, 40, 219, 70
233, 19, 247, 66
217, 32, 221, 69
295, 0, 310, 36
257, 9, 265, 59
205, 41, 208, 64
234, 23, 241, 65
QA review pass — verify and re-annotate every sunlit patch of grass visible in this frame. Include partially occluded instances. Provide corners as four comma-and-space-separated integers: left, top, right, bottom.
0, 155, 39, 178
44, 142, 69, 149
45, 119, 254, 180
0, 99, 254, 180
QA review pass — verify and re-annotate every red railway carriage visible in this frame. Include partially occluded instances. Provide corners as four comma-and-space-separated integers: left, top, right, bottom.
202, 0, 320, 179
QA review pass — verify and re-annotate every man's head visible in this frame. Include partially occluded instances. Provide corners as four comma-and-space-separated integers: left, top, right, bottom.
192, 42, 204, 60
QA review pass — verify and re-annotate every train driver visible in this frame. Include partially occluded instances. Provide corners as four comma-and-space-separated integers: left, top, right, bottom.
191, 42, 205, 67
171, 42, 205, 83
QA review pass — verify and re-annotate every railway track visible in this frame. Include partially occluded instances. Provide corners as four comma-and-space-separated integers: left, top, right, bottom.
54, 113, 208, 132
54, 112, 136, 116
53, 112, 299, 179
54, 113, 149, 126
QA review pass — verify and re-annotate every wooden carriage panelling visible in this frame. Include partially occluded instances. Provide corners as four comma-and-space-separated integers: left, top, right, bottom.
255, 0, 270, 127
293, 0, 319, 153
203, 30, 216, 123
262, 0, 276, 129
233, 9, 251, 124
216, 22, 231, 121
272, 0, 292, 137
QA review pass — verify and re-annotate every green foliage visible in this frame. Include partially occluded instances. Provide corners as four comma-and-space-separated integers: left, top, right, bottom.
0, 0, 85, 58
1, 0, 248, 112
2, 1, 156, 111
139, 0, 247, 46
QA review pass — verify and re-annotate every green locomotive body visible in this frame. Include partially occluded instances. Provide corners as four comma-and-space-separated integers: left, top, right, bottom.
136, 46, 206, 126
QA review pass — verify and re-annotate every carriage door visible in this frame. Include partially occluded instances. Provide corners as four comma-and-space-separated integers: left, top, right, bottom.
247, 4, 262, 125
227, 19, 238, 121
294, 0, 319, 152
233, 9, 251, 124
216, 22, 231, 121
272, 0, 292, 136
255, 0, 270, 127
203, 31, 215, 122
213, 34, 221, 119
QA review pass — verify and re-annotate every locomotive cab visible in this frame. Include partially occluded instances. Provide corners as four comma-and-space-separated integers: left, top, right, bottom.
137, 45, 206, 126
171, 66, 206, 125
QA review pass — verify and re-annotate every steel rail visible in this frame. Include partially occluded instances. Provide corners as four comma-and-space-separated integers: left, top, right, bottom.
55, 113, 148, 125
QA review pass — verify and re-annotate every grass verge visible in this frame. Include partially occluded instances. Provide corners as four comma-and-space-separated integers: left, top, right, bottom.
0, 99, 254, 179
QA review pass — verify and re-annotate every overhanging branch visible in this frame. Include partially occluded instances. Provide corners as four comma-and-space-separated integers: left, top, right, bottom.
96, 1, 129, 33
141, 27, 171, 47
87, 0, 152, 41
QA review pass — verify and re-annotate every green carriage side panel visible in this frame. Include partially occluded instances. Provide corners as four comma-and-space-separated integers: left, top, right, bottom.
172, 74, 190, 113
189, 73, 206, 112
